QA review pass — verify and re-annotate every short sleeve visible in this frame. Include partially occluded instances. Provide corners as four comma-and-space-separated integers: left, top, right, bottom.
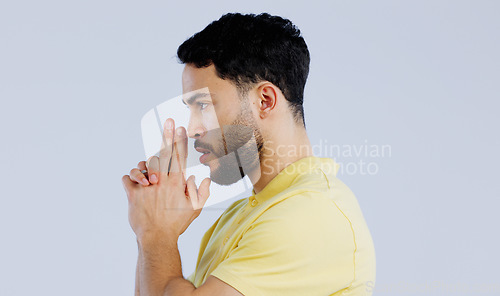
186, 271, 195, 284
210, 193, 356, 296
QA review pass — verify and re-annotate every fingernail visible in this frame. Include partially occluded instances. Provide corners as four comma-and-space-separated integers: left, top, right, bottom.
142, 178, 149, 185
176, 127, 183, 135
150, 174, 158, 183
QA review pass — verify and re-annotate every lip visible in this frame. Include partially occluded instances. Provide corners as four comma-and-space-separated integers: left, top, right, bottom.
195, 147, 210, 154
195, 147, 212, 164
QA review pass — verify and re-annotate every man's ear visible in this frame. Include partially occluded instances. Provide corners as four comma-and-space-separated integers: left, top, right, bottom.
257, 83, 278, 119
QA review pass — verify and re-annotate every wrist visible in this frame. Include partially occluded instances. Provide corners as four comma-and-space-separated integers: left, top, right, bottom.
137, 229, 178, 248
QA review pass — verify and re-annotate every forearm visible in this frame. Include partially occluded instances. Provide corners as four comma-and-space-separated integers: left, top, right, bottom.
135, 251, 141, 296
138, 232, 196, 296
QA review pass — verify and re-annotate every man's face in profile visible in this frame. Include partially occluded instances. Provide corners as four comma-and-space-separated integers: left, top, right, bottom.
181, 64, 263, 186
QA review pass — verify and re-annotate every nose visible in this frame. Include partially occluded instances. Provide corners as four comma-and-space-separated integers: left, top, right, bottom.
187, 115, 206, 139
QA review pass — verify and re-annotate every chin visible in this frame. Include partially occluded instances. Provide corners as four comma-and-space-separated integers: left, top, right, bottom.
210, 165, 246, 186
203, 158, 219, 172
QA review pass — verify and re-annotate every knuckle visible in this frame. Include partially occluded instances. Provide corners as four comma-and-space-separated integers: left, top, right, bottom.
168, 172, 183, 183
146, 156, 159, 167
130, 170, 143, 180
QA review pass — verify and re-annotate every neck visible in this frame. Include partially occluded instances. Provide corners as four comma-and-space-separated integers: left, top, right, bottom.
249, 124, 313, 194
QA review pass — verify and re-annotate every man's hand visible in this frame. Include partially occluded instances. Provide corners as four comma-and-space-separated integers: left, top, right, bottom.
122, 118, 211, 241
121, 118, 243, 296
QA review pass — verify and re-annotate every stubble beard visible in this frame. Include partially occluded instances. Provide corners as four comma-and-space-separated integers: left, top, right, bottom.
207, 102, 264, 186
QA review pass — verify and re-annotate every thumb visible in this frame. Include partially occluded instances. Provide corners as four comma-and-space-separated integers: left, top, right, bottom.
197, 178, 211, 208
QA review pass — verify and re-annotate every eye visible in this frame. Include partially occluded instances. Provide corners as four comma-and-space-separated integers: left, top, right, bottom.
198, 102, 209, 110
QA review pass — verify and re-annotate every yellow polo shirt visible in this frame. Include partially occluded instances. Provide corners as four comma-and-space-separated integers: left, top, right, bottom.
187, 156, 376, 295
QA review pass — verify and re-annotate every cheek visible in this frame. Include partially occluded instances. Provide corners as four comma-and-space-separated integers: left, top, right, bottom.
203, 103, 238, 131
202, 108, 221, 131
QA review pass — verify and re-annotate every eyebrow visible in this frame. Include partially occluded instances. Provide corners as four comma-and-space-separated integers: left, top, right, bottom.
182, 92, 215, 105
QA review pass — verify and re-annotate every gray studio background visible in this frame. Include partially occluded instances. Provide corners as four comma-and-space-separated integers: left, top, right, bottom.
1, 0, 499, 295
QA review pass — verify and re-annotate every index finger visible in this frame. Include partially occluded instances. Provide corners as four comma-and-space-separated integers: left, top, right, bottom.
169, 126, 187, 176
159, 118, 175, 175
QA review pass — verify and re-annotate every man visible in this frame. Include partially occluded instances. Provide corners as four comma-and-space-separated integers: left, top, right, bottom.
122, 12, 376, 296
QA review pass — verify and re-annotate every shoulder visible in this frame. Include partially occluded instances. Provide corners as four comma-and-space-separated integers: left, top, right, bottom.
247, 191, 355, 252
235, 191, 357, 288
219, 197, 247, 220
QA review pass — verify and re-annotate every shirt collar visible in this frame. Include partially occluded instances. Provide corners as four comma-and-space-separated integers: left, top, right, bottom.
250, 156, 340, 202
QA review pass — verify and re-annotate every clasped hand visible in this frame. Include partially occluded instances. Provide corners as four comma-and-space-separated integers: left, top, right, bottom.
122, 118, 211, 241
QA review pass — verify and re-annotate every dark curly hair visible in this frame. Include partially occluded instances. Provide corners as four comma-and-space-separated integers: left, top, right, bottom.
177, 12, 310, 125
